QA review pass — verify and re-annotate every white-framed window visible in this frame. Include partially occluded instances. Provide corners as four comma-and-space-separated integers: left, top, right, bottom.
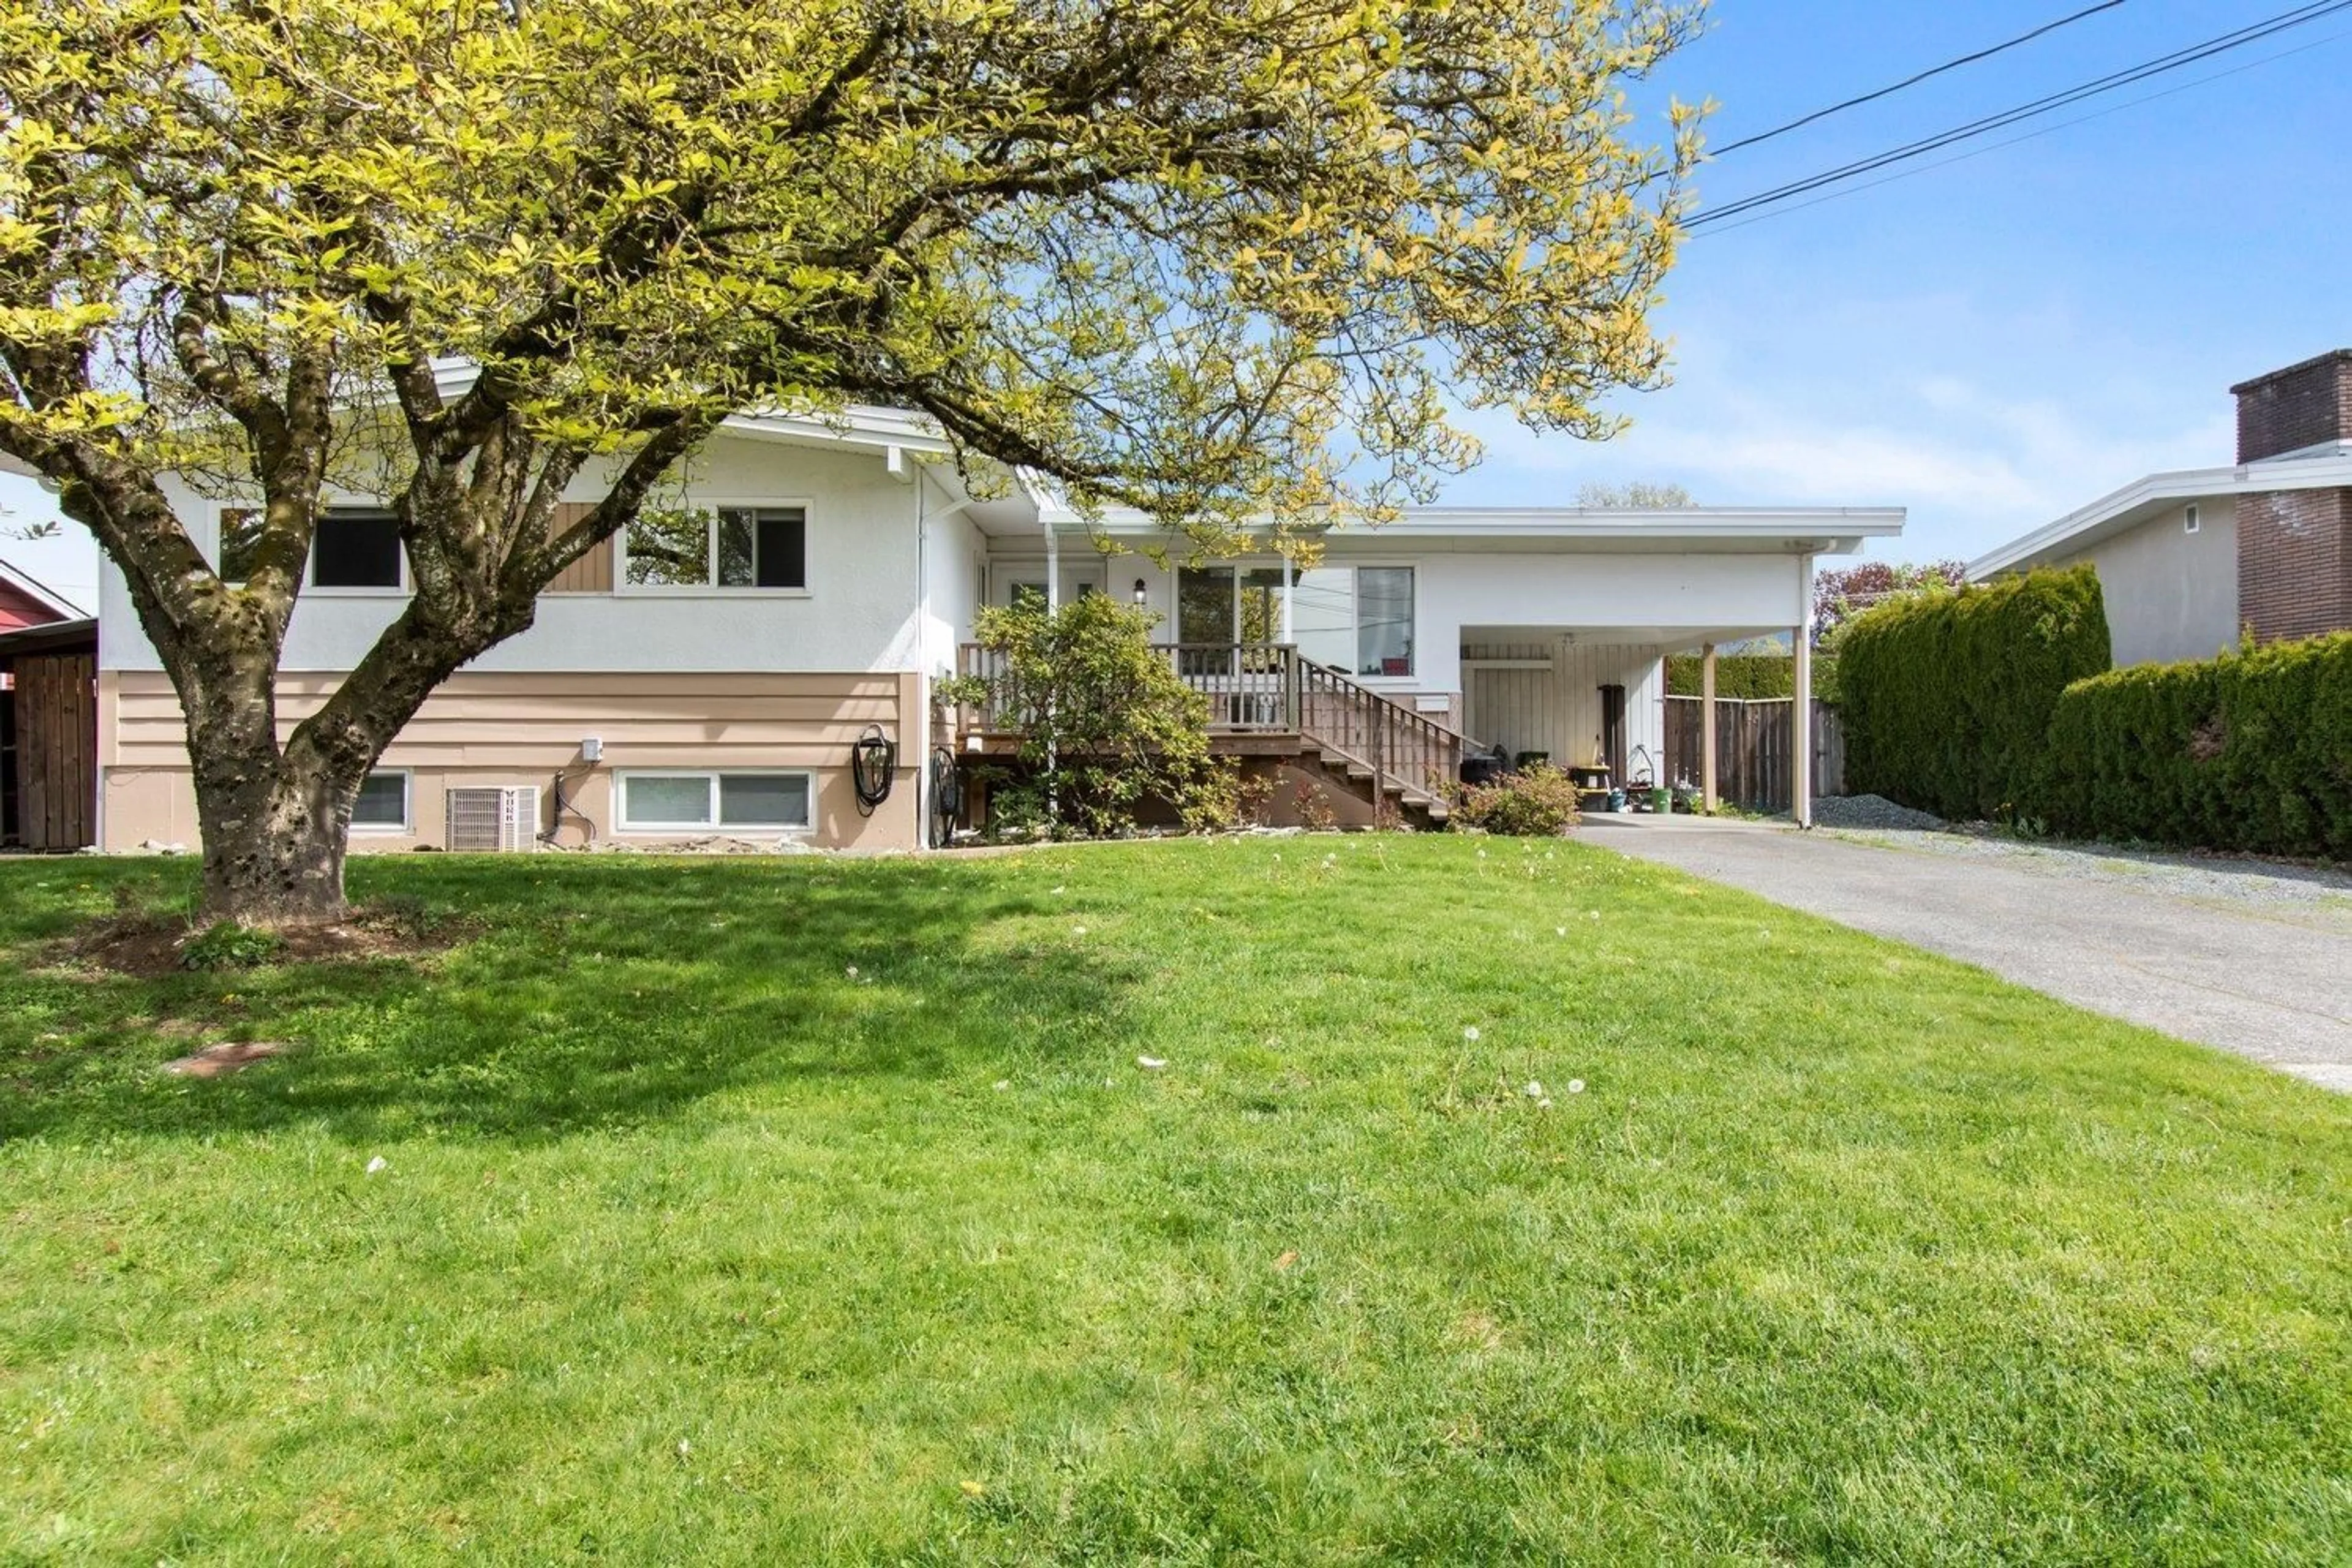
350, 769, 411, 832
617, 770, 814, 832
2184, 503, 2201, 535
1294, 564, 1416, 677
216, 506, 407, 589
621, 503, 808, 589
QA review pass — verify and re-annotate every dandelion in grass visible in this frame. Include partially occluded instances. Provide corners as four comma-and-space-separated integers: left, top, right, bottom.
1051, 886, 1066, 895
1523, 1080, 1544, 1098
1556, 926, 1569, 937
1568, 1079, 1586, 1095
994, 1080, 1011, 1091
1463, 1026, 1480, 1042
365, 1155, 388, 1175
845, 964, 859, 979
1073, 925, 1088, 937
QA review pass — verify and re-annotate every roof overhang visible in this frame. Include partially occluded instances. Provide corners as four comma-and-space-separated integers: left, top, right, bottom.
1041, 505, 1904, 557
0, 614, 96, 659
1968, 454, 2352, 579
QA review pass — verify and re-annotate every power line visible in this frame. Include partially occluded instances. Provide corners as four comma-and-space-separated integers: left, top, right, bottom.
1692, 26, 2352, 238
1689, 0, 2352, 228
1709, 1, 2130, 157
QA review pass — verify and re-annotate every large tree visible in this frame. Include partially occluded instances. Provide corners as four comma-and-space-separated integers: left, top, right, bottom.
1, 0, 1700, 921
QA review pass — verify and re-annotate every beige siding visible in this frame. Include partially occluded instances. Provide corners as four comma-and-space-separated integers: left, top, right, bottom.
102, 669, 922, 853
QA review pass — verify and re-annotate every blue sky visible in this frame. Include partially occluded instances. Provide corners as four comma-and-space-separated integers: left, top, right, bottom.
1449, 0, 2352, 562
6, 0, 2348, 600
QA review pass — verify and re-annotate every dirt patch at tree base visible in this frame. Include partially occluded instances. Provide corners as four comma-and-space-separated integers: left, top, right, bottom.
51, 903, 478, 979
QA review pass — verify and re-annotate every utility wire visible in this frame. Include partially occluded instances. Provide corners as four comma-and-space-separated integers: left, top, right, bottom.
1692, 26, 2352, 238
1689, 0, 2352, 228
1709, 0, 2130, 157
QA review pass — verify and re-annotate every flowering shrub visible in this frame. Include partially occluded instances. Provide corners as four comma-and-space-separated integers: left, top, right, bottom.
1450, 763, 1581, 836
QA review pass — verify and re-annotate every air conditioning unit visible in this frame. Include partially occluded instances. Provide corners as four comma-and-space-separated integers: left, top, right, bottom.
445, 785, 541, 853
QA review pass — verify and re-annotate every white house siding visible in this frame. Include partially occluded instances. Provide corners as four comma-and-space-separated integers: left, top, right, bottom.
106, 435, 927, 676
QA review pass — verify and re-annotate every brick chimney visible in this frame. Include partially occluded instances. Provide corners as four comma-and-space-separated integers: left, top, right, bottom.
2231, 349, 2352, 643
2233, 348, 2352, 462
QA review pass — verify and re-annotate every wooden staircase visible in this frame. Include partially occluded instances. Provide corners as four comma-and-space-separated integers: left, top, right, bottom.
1292, 657, 1465, 828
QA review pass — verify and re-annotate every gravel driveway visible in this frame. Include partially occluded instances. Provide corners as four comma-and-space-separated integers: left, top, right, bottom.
1583, 813, 2352, 1092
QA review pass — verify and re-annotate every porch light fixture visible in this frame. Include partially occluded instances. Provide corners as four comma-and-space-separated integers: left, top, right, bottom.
1133, 578, 1148, 605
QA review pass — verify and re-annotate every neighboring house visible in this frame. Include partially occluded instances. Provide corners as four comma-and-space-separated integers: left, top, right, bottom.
0, 559, 97, 850
1969, 349, 2352, 666
80, 392, 1900, 852
0, 556, 86, 632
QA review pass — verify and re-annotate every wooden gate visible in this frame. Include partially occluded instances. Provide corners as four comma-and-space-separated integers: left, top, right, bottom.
1662, 696, 1845, 813
3, 651, 96, 850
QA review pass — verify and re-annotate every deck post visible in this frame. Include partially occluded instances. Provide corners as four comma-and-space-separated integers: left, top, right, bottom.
1700, 642, 1719, 815
1793, 554, 1814, 829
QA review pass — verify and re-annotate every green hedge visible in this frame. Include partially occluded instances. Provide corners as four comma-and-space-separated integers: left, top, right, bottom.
2043, 631, 2352, 858
1663, 652, 1840, 706
1839, 565, 2111, 821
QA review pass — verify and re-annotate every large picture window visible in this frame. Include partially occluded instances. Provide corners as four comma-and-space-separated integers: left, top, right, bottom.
1295, 565, 1415, 677
624, 506, 807, 589
618, 771, 813, 831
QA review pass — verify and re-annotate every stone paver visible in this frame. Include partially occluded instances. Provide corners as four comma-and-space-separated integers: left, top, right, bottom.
1581, 814, 2352, 1092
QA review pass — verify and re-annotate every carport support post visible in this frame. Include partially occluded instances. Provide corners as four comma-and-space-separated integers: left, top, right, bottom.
1793, 553, 1815, 829
1700, 643, 1719, 815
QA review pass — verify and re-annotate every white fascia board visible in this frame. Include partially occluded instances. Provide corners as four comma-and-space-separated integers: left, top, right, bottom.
423, 360, 952, 455
1050, 505, 1903, 553
1966, 454, 2352, 579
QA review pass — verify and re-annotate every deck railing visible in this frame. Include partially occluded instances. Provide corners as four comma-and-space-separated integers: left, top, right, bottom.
1298, 658, 1465, 801
954, 641, 1301, 734
951, 639, 1470, 804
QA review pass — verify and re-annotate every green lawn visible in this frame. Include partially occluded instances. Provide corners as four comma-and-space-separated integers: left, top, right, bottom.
2, 839, 2346, 1563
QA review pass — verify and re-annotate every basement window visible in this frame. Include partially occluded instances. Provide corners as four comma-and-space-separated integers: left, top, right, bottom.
618, 770, 813, 832
351, 771, 410, 832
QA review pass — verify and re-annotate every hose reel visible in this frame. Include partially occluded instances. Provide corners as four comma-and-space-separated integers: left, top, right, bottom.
851, 724, 897, 816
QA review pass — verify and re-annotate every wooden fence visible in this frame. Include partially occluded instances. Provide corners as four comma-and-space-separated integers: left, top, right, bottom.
1662, 696, 1845, 814
2, 650, 96, 850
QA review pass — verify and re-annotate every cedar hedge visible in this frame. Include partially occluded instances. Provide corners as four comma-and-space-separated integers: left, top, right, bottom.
1663, 652, 1840, 706
1838, 565, 2111, 821
2043, 631, 2351, 858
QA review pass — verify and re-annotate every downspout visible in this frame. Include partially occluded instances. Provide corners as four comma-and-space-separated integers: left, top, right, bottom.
912, 455, 929, 850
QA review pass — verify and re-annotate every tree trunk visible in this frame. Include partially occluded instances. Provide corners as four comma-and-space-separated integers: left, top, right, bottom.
176, 624, 371, 926
193, 754, 353, 925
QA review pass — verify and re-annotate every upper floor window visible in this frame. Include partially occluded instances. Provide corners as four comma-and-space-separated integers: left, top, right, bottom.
624, 505, 806, 589
2184, 503, 2201, 535
217, 506, 405, 589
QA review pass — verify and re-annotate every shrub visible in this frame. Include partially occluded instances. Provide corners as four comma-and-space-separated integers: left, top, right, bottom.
1451, 763, 1581, 836
2043, 631, 2351, 858
935, 593, 1217, 839
1839, 565, 2109, 821
1663, 652, 1840, 705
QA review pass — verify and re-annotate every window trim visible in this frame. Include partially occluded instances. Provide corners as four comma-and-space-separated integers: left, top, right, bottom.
615, 496, 815, 596
614, 768, 816, 833
350, 769, 412, 834
2184, 503, 2201, 535
215, 503, 413, 594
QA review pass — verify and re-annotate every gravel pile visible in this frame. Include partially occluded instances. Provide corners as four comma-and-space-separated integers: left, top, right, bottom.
1811, 793, 1949, 832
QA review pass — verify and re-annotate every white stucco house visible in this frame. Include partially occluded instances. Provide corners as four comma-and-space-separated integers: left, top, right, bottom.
1968, 349, 2352, 666
88, 404, 1901, 853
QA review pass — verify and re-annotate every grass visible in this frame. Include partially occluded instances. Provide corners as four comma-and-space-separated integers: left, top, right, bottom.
2, 837, 2347, 1564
